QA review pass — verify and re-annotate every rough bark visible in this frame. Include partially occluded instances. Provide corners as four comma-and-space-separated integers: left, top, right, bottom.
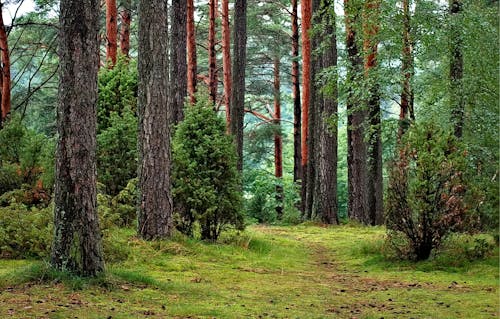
305, 0, 321, 219
187, 0, 197, 104
119, 0, 131, 57
273, 57, 283, 219
169, 0, 187, 124
345, 0, 368, 224
230, 0, 247, 171
449, 0, 464, 138
300, 0, 312, 215
0, 3, 10, 124
208, 0, 218, 104
364, 0, 383, 225
137, 0, 173, 240
291, 0, 301, 185
51, 0, 104, 276
222, 0, 231, 130
399, 0, 414, 138
317, 0, 338, 225
106, 0, 118, 66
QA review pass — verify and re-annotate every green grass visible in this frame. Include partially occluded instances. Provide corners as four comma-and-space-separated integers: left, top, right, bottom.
0, 225, 498, 318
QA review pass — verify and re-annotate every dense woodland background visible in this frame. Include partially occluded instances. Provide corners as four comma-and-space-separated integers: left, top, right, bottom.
0, 0, 497, 280
0, 0, 498, 317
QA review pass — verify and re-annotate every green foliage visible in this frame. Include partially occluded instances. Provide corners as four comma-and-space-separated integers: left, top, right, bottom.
96, 57, 138, 196
172, 93, 244, 241
97, 108, 138, 195
244, 169, 301, 225
97, 56, 138, 133
0, 119, 55, 196
0, 203, 53, 258
0, 164, 22, 195
386, 122, 469, 261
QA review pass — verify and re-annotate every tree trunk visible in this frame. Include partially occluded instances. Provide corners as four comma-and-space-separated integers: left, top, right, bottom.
51, 0, 104, 276
345, 0, 368, 224
305, 0, 322, 219
449, 0, 464, 138
230, 0, 247, 171
208, 0, 218, 104
187, 0, 197, 104
273, 57, 283, 220
291, 0, 301, 186
137, 0, 173, 240
300, 0, 312, 215
364, 0, 383, 225
119, 0, 131, 57
399, 0, 414, 138
106, 0, 118, 66
0, 3, 10, 124
169, 0, 187, 124
317, 0, 339, 225
221, 0, 231, 130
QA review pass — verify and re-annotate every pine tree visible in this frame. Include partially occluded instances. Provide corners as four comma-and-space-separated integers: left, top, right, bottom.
51, 0, 104, 276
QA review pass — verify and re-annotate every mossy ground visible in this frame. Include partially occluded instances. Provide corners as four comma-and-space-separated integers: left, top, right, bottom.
0, 225, 498, 318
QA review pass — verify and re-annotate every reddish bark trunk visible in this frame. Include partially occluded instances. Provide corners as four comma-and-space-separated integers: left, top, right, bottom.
273, 57, 283, 219
208, 0, 218, 104
187, 0, 197, 104
0, 3, 10, 123
300, 0, 312, 213
292, 0, 301, 185
106, 0, 118, 66
119, 0, 131, 57
221, 0, 231, 130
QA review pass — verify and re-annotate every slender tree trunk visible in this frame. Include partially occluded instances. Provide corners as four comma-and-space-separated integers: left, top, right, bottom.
222, 0, 232, 130
449, 0, 464, 138
187, 0, 197, 104
51, 0, 104, 276
273, 57, 283, 219
0, 3, 10, 124
345, 0, 368, 224
399, 0, 414, 138
106, 0, 118, 66
364, 0, 383, 225
169, 0, 187, 124
119, 0, 131, 57
300, 0, 312, 215
137, 0, 173, 240
291, 0, 301, 185
230, 0, 247, 171
317, 0, 338, 224
208, 0, 218, 104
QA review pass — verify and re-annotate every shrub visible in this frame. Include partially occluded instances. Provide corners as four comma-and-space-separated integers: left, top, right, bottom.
385, 122, 469, 261
97, 108, 137, 195
172, 93, 244, 241
0, 119, 55, 195
97, 56, 137, 133
0, 163, 22, 195
0, 203, 53, 258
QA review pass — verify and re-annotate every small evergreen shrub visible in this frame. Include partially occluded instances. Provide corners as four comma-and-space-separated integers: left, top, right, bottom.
172, 93, 244, 241
97, 56, 138, 133
0, 203, 53, 258
0, 119, 55, 197
385, 122, 469, 261
97, 108, 137, 195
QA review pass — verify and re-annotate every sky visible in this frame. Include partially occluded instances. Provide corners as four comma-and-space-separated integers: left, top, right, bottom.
5, 0, 36, 25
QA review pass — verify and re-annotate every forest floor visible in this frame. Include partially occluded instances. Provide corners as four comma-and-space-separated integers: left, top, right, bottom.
0, 225, 498, 319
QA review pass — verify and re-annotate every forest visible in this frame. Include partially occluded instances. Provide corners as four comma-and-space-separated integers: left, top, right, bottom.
0, 0, 498, 318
